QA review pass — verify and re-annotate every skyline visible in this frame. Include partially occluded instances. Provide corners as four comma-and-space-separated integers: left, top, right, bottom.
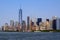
0, 0, 60, 27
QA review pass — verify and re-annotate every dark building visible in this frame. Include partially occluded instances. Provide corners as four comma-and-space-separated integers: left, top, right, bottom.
52, 19, 57, 30
31, 22, 34, 26
36, 18, 42, 26
27, 16, 30, 30
46, 19, 49, 22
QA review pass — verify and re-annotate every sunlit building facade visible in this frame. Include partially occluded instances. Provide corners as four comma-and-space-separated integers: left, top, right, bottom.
56, 18, 60, 30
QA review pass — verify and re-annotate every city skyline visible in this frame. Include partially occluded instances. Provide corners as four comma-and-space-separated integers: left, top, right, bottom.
0, 0, 60, 27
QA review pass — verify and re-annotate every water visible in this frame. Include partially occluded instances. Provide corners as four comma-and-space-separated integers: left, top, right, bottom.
0, 32, 60, 40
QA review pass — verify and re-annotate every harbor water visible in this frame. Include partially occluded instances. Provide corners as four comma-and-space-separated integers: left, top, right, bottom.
0, 32, 60, 40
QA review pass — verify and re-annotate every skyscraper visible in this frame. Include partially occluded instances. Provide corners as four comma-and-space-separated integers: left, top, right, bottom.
15, 21, 19, 27
10, 20, 14, 27
52, 16, 57, 30
52, 16, 60, 30
36, 18, 42, 26
19, 8, 22, 27
52, 19, 57, 30
56, 18, 60, 30
22, 20, 26, 32
27, 16, 30, 30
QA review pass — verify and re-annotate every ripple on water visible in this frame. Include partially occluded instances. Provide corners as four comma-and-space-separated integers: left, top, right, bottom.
0, 32, 60, 40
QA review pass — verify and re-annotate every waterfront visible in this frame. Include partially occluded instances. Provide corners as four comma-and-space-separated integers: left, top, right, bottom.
0, 32, 60, 40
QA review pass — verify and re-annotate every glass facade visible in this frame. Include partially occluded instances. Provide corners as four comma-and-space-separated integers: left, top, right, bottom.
36, 18, 42, 26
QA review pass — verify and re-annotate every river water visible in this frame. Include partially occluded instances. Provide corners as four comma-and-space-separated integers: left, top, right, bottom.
0, 32, 60, 40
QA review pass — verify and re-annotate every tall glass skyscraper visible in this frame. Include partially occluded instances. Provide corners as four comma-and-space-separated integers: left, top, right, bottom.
19, 8, 22, 26
19, 8, 23, 31
36, 18, 42, 26
52, 16, 57, 30
52, 19, 57, 30
52, 16, 60, 30
27, 16, 30, 30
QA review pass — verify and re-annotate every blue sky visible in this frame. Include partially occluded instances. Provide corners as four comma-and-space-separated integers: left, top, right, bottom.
0, 0, 60, 27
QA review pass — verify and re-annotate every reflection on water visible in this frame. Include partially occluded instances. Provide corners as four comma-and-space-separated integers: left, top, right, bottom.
0, 32, 60, 40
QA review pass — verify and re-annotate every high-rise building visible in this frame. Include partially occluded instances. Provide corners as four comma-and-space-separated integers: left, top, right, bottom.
27, 16, 30, 30
10, 20, 14, 27
19, 8, 23, 31
9, 20, 15, 31
46, 19, 51, 30
29, 20, 34, 31
56, 18, 60, 30
52, 16, 57, 30
15, 21, 19, 27
22, 20, 26, 32
36, 18, 42, 26
52, 19, 57, 30
52, 16, 60, 30
40, 22, 46, 30
19, 8, 22, 26
49, 20, 53, 30
30, 20, 36, 31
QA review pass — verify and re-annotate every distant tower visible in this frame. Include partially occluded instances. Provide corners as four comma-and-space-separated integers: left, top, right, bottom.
19, 8, 22, 27
10, 20, 14, 27
19, 7, 23, 32
27, 16, 30, 30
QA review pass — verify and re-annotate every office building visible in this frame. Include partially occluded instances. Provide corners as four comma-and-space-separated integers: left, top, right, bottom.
15, 21, 19, 27
39, 22, 46, 30
45, 19, 51, 30
31, 18, 37, 31
19, 8, 23, 31
22, 20, 26, 32
29, 20, 34, 31
19, 8, 22, 25
27, 16, 30, 30
10, 20, 14, 27
56, 18, 60, 30
52, 19, 57, 30
49, 20, 53, 30
36, 18, 42, 26
52, 16, 57, 30
46, 19, 49, 22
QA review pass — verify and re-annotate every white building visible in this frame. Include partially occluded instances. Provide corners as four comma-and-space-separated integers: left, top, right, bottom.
56, 18, 60, 30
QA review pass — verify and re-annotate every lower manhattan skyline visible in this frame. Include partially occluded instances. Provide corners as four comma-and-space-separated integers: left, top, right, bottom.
0, 0, 60, 27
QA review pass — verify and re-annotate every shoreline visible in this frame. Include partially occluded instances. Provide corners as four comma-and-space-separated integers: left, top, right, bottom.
0, 30, 60, 32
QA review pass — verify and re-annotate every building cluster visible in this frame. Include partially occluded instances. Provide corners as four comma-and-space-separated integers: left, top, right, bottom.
1, 8, 60, 32
1, 16, 60, 32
